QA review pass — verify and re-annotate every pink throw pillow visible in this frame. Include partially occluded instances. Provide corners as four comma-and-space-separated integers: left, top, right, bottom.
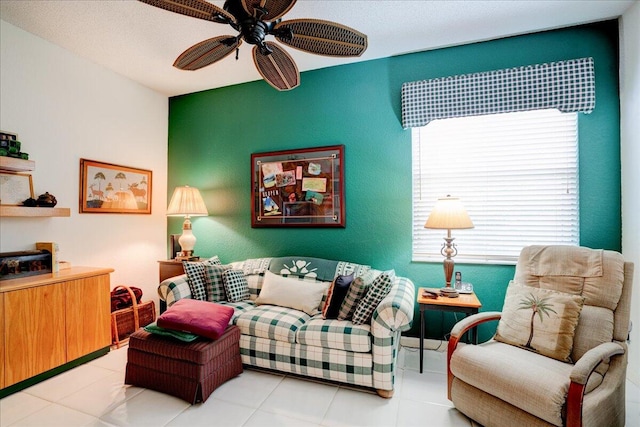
157, 299, 234, 340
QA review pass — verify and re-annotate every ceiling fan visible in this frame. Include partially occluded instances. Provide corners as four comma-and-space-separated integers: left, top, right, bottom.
138, 0, 368, 91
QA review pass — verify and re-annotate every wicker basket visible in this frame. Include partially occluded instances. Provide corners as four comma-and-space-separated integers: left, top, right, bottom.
111, 285, 156, 348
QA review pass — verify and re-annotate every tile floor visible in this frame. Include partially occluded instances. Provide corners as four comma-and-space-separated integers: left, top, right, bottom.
1, 344, 639, 427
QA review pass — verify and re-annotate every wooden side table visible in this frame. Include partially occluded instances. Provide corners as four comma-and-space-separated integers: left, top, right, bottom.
158, 260, 185, 283
417, 287, 482, 373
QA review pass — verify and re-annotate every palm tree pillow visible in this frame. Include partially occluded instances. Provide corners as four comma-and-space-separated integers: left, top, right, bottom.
494, 281, 585, 362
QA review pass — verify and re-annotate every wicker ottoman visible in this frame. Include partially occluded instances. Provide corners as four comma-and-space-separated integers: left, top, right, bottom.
124, 325, 242, 404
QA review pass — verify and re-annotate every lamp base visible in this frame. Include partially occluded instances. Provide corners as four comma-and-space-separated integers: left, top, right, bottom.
440, 287, 459, 298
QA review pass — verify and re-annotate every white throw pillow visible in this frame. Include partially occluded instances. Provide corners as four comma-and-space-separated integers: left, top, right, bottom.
255, 270, 329, 315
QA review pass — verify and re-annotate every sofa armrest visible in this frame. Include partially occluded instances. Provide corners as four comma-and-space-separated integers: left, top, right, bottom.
371, 276, 415, 336
157, 274, 191, 308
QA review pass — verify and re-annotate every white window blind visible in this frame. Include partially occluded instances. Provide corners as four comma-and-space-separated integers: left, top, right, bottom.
412, 109, 579, 264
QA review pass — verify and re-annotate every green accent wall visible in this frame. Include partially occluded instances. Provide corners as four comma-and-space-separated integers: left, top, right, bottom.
168, 21, 620, 340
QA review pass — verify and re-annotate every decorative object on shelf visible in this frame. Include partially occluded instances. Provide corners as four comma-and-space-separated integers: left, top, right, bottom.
1, 172, 34, 205
36, 192, 57, 207
167, 185, 208, 257
424, 195, 474, 297
0, 130, 29, 159
79, 158, 152, 214
36, 241, 60, 273
22, 197, 37, 207
0, 249, 52, 280
251, 145, 345, 228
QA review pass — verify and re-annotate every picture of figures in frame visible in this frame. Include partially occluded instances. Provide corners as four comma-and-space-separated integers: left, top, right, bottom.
80, 159, 152, 214
251, 145, 345, 227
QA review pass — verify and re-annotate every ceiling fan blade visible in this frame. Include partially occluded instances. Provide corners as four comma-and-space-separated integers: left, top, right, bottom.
138, 0, 235, 24
274, 19, 368, 57
241, 0, 297, 22
252, 42, 299, 91
174, 36, 241, 70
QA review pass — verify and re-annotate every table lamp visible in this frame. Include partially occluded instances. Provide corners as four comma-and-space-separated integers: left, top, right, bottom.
424, 195, 474, 297
167, 185, 208, 257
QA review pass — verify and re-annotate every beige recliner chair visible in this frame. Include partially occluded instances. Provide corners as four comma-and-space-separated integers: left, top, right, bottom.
447, 245, 634, 427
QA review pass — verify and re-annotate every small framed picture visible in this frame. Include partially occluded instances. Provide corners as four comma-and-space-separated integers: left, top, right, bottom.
0, 172, 34, 205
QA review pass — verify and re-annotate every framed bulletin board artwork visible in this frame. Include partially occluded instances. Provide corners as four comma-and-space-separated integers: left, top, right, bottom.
80, 159, 152, 214
0, 172, 34, 205
251, 145, 345, 227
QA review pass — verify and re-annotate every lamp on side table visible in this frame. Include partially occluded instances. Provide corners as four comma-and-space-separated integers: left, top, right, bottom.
167, 185, 208, 259
424, 195, 474, 297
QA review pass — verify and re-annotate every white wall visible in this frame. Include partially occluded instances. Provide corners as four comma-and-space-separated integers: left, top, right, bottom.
620, 1, 640, 386
0, 20, 168, 305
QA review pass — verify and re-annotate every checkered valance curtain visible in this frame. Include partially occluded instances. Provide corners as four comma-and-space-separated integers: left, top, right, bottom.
401, 57, 595, 128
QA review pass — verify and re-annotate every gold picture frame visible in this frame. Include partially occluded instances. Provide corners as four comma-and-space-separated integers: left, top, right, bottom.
80, 159, 152, 214
0, 172, 34, 205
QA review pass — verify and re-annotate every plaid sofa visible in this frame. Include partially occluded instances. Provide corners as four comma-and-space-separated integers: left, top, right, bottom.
158, 257, 415, 397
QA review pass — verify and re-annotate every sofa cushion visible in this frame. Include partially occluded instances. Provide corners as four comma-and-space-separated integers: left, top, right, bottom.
296, 317, 371, 352
495, 282, 584, 362
182, 256, 222, 301
223, 269, 250, 302
255, 270, 329, 316
337, 269, 379, 321
156, 299, 234, 340
235, 305, 311, 343
219, 300, 256, 324
352, 270, 395, 325
270, 256, 339, 282
322, 274, 354, 319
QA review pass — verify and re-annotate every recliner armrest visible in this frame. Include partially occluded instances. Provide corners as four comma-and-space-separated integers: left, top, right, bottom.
450, 311, 502, 340
569, 341, 625, 385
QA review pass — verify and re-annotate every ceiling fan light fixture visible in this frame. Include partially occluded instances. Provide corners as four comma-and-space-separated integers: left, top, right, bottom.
139, 0, 368, 90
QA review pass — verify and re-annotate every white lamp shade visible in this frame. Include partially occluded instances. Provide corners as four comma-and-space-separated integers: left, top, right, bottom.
425, 196, 474, 230
167, 185, 208, 217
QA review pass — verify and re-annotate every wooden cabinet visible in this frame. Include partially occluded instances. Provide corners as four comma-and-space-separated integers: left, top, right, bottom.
65, 274, 111, 361
1, 267, 113, 389
4, 284, 66, 385
0, 296, 4, 389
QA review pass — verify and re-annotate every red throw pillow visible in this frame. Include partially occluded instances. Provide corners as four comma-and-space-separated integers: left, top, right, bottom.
157, 299, 234, 340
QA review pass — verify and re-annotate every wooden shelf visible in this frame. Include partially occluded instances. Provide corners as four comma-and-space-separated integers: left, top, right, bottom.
0, 206, 70, 217
0, 157, 35, 172
0, 158, 70, 218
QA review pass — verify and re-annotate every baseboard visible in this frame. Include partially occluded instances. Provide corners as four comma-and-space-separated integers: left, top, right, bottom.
400, 336, 447, 351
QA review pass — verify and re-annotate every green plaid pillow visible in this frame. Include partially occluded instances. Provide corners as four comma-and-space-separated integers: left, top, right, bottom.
204, 264, 231, 302
182, 256, 222, 301
223, 269, 250, 302
352, 270, 395, 325
337, 269, 378, 321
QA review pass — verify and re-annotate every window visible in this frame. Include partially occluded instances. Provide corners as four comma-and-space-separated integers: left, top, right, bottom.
412, 109, 578, 264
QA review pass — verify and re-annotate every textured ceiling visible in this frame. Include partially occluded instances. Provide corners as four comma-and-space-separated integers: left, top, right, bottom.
0, 0, 634, 97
